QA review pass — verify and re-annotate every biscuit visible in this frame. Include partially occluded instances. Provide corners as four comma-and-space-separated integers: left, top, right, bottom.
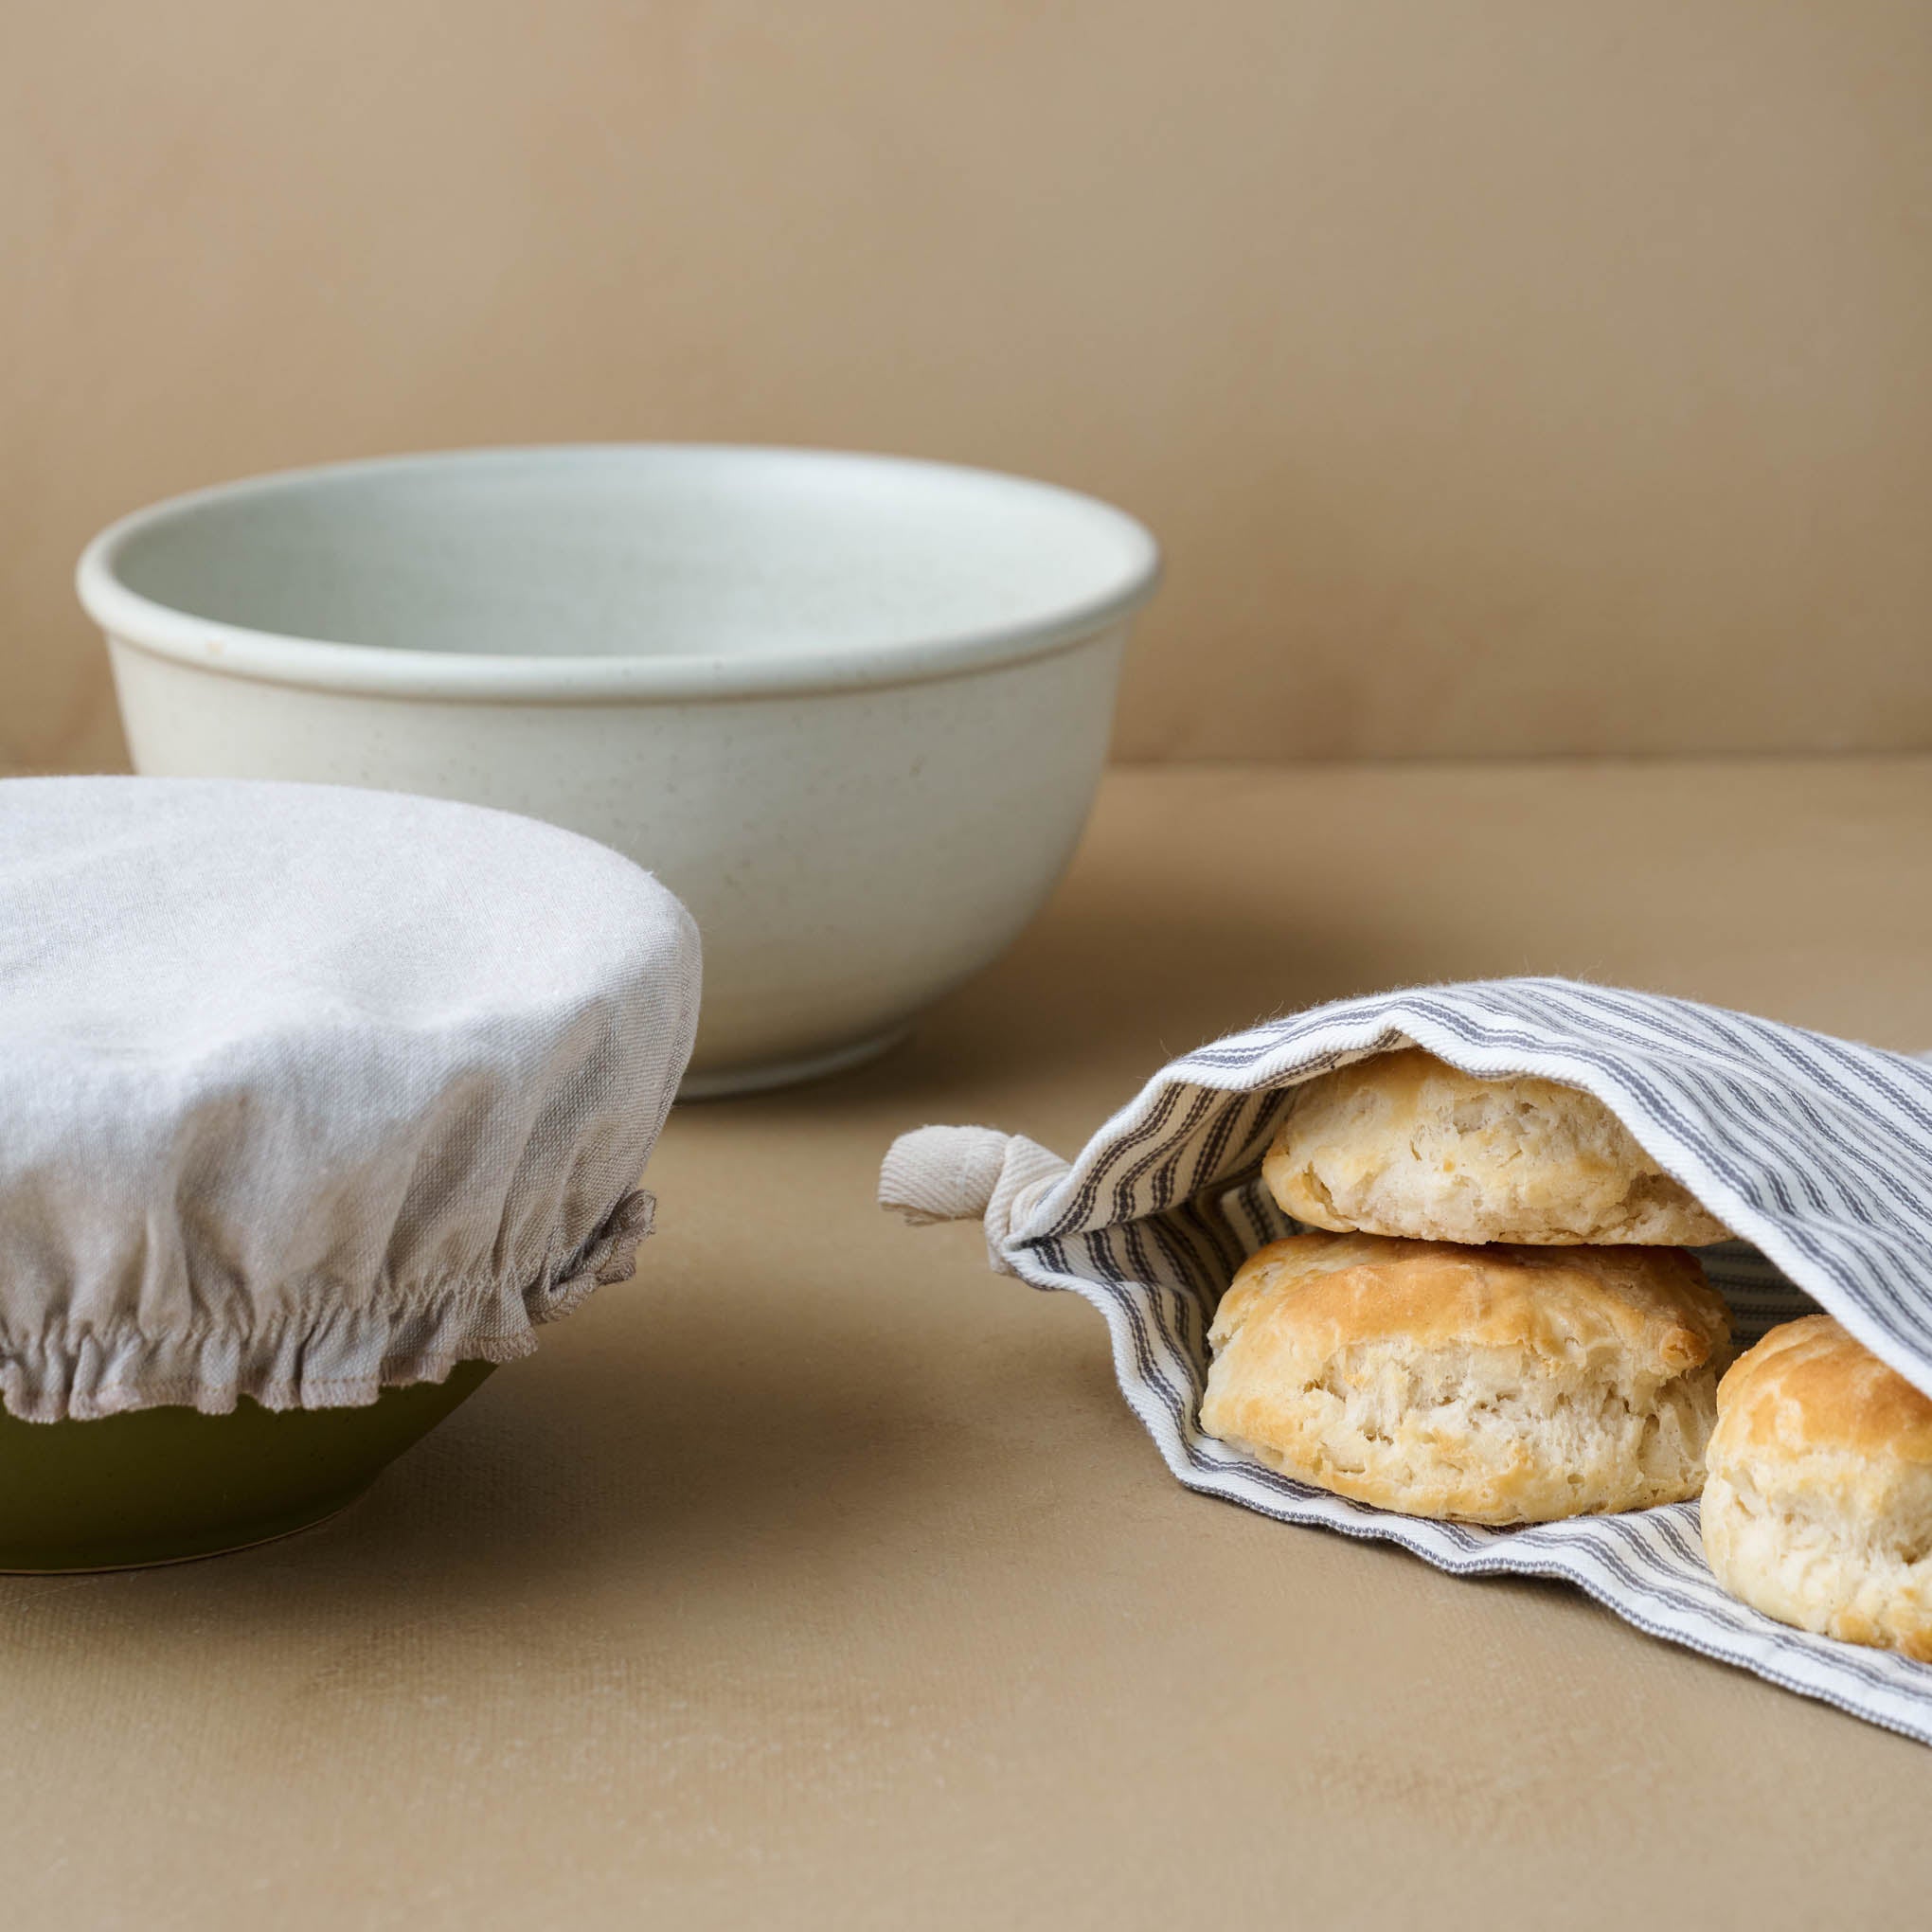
1263, 1047, 1729, 1245
1199, 1231, 1730, 1524
1700, 1315, 1932, 1659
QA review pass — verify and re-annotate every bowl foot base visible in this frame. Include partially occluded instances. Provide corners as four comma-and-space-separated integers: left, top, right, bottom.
678, 1025, 912, 1099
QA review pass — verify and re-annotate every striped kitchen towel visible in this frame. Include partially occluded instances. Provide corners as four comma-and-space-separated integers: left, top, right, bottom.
878, 978, 1932, 1744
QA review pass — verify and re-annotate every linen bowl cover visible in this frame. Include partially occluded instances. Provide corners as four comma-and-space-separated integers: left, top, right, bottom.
0, 778, 701, 1422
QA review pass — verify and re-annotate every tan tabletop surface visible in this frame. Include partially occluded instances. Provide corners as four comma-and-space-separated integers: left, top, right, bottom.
7, 759, 1932, 1928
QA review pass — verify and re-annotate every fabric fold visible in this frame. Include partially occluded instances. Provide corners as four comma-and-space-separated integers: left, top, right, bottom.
878, 1126, 1069, 1274
0, 1187, 659, 1422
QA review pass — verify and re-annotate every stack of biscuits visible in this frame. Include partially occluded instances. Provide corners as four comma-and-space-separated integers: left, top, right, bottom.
1199, 1047, 1932, 1662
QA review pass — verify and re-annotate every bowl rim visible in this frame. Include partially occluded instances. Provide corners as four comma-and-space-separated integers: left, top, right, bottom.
76, 443, 1162, 702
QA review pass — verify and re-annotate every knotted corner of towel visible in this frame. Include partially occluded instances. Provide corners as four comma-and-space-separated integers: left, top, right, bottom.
878, 1125, 1071, 1277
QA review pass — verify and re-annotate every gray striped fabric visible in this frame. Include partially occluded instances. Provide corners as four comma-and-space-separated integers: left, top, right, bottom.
987, 980, 1932, 1744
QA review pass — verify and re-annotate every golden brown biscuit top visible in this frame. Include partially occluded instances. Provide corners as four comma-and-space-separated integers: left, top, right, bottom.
1261, 1046, 1729, 1247
1282, 1045, 1602, 1140
1211, 1230, 1730, 1377
1714, 1315, 1932, 1466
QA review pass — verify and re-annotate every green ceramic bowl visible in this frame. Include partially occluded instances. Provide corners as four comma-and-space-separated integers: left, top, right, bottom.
0, 1362, 494, 1572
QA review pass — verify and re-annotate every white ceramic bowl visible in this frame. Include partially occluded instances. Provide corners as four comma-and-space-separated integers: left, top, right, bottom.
79, 446, 1160, 1094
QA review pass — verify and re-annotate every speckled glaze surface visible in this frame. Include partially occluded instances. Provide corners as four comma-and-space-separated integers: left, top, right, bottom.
78, 447, 1160, 1090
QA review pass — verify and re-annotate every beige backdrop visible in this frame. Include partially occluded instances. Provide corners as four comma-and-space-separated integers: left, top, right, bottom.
5, 0, 1931, 773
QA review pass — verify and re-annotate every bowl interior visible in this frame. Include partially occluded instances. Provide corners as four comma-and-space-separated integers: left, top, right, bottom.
101, 446, 1155, 665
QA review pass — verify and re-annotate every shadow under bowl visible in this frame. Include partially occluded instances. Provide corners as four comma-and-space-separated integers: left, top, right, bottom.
0, 1362, 494, 1572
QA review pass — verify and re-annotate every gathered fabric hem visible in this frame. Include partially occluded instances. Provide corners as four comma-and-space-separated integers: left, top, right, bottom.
0, 1190, 655, 1423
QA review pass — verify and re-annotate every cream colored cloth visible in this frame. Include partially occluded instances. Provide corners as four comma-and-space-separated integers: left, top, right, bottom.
0, 778, 701, 1421
878, 1125, 1068, 1273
